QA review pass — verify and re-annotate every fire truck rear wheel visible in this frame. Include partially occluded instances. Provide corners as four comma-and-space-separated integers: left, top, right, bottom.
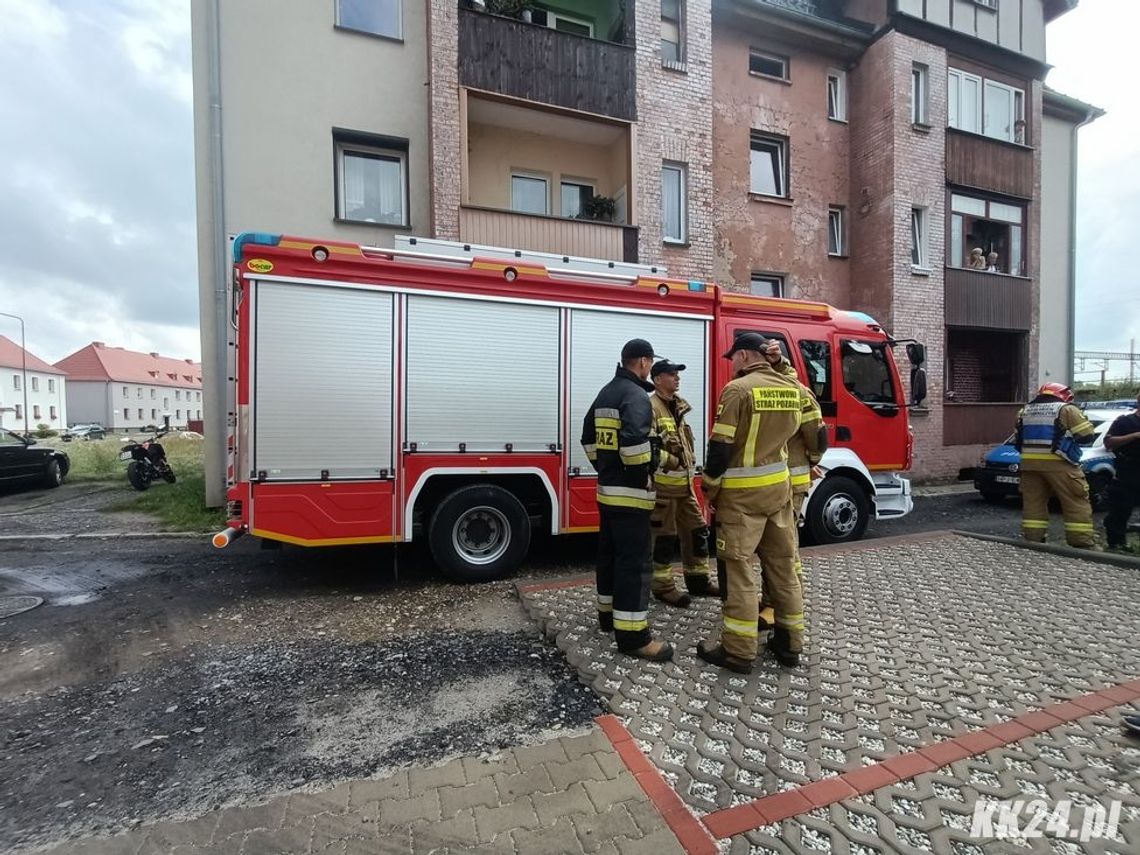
428, 485, 532, 583
804, 476, 870, 544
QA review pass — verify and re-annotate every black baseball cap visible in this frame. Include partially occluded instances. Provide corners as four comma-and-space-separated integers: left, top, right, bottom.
651, 359, 686, 378
722, 332, 769, 359
621, 338, 656, 360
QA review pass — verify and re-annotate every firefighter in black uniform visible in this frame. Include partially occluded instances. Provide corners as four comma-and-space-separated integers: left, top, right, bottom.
581, 339, 674, 662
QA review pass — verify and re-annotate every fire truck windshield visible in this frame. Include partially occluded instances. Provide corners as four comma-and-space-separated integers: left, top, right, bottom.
841, 340, 898, 408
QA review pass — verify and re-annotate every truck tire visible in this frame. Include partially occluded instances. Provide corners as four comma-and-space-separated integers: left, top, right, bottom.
428, 484, 531, 583
804, 475, 870, 545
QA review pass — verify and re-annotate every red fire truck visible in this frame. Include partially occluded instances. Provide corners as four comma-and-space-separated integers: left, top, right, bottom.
213, 233, 925, 581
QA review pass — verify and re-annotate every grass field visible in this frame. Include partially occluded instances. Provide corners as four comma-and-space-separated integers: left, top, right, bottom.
49, 435, 223, 532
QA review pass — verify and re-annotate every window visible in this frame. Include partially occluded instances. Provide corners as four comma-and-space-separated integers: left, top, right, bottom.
661, 163, 687, 243
163, 397, 169, 409
750, 273, 785, 298
151, 409, 157, 421
973, 0, 998, 9
14, 404, 21, 420
136, 387, 142, 398
122, 386, 128, 398
33, 404, 40, 420
949, 193, 1024, 275
197, 392, 202, 402
548, 12, 592, 37
177, 410, 182, 419
50, 406, 56, 420
827, 70, 846, 121
123, 408, 129, 420
31, 376, 39, 392
560, 180, 594, 219
48, 378, 55, 393
841, 341, 897, 408
12, 374, 19, 391
196, 410, 201, 419
749, 49, 787, 80
138, 408, 143, 420
799, 341, 833, 403
911, 207, 928, 268
911, 63, 929, 125
337, 138, 408, 226
336, 0, 401, 39
750, 133, 788, 197
151, 389, 156, 399
175, 390, 181, 401
510, 174, 549, 215
661, 0, 683, 64
827, 207, 845, 256
948, 68, 1024, 142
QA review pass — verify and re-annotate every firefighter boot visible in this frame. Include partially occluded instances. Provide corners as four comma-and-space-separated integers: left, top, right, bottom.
683, 528, 719, 597
652, 534, 691, 608
598, 611, 614, 633
767, 627, 800, 668
684, 573, 719, 597
696, 639, 754, 675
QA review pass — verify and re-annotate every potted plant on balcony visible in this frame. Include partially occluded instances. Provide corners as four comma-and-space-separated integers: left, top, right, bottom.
486, 0, 529, 19
581, 194, 616, 223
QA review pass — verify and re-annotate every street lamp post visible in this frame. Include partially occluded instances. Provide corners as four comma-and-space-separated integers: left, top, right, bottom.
0, 312, 29, 436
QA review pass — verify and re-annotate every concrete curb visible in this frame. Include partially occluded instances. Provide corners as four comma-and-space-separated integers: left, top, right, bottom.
911, 483, 977, 497
953, 529, 1140, 571
0, 531, 212, 543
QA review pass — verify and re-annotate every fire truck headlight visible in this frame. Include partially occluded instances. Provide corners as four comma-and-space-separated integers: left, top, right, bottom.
312, 246, 329, 262
657, 284, 669, 297
504, 267, 518, 282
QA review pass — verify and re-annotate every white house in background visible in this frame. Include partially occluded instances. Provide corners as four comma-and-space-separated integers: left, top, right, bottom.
54, 342, 203, 432
0, 335, 68, 433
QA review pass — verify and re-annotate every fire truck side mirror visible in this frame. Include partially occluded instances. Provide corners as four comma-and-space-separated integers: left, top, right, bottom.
910, 367, 928, 406
905, 343, 926, 366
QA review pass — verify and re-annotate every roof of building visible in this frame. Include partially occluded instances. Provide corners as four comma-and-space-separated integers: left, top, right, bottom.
1043, 87, 1105, 125
54, 342, 202, 388
745, 0, 876, 35
0, 335, 67, 375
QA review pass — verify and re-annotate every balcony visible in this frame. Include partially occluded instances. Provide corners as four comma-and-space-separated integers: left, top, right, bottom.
943, 403, 1023, 446
461, 93, 636, 261
946, 128, 1034, 199
944, 267, 1032, 330
458, 6, 636, 121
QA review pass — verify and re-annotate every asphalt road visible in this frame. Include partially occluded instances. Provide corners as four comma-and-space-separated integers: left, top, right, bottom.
0, 489, 1113, 851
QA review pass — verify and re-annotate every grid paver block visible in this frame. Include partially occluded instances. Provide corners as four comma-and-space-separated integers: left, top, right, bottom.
439, 777, 502, 817
408, 758, 468, 796
570, 804, 641, 853
472, 796, 540, 844
512, 816, 585, 855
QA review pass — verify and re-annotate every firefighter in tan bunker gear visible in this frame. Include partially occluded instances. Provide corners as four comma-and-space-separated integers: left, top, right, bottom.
697, 333, 804, 674
648, 359, 719, 607
1015, 382, 1098, 547
759, 358, 827, 629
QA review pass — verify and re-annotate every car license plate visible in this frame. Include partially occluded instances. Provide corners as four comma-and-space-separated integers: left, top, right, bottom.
119, 451, 133, 461
995, 475, 1019, 484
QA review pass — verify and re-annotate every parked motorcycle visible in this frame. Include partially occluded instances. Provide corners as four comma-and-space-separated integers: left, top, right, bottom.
120, 430, 176, 491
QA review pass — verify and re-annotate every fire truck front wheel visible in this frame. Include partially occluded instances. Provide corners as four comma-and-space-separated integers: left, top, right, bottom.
428, 485, 532, 583
804, 475, 870, 545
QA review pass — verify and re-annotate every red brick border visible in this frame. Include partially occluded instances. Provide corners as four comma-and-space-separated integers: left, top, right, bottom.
597, 682, 1140, 845
517, 576, 593, 594
595, 715, 718, 855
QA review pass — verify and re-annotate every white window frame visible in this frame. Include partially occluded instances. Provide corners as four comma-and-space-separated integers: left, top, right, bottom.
510, 172, 551, 216
911, 63, 929, 125
31, 376, 38, 392
749, 49, 788, 81
50, 405, 56, 420
827, 70, 846, 121
749, 132, 788, 198
48, 378, 54, 393
827, 207, 846, 257
336, 0, 402, 40
559, 179, 596, 219
12, 374, 19, 391
336, 141, 409, 226
122, 386, 129, 398
750, 273, 785, 298
661, 0, 684, 64
547, 11, 593, 38
973, 0, 998, 10
911, 207, 928, 269
983, 79, 1023, 143
947, 68, 982, 135
33, 404, 40, 420
661, 162, 687, 244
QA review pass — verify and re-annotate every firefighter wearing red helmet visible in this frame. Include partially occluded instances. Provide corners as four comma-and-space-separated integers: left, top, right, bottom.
1014, 382, 1098, 547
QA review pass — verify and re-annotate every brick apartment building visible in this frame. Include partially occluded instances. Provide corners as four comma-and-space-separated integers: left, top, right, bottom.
193, 0, 1098, 499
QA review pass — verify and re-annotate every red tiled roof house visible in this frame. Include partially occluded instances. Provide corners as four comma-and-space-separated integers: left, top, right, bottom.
0, 335, 68, 432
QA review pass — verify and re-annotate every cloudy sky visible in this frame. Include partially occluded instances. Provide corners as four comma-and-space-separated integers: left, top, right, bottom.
0, 0, 1134, 376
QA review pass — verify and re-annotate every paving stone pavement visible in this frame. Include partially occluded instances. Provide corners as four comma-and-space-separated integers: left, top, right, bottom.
33, 730, 685, 855
518, 534, 1140, 854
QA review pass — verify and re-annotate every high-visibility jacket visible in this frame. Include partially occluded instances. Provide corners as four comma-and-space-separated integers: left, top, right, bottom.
1015, 397, 1096, 471
703, 358, 802, 512
777, 363, 826, 493
650, 392, 697, 498
581, 366, 659, 510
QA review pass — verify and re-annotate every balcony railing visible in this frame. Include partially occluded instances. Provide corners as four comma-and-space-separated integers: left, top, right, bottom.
943, 402, 1022, 446
946, 128, 1034, 199
459, 206, 638, 263
458, 9, 636, 120
944, 267, 1032, 330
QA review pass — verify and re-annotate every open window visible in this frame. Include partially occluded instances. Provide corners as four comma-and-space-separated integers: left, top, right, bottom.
949, 193, 1025, 275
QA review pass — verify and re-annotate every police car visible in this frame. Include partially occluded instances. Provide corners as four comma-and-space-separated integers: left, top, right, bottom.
973, 410, 1119, 509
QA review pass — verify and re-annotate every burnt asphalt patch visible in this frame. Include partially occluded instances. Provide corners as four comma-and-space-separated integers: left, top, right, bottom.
0, 628, 598, 852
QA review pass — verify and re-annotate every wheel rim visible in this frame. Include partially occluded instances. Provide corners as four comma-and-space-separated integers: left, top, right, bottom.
822, 493, 859, 538
452, 505, 511, 566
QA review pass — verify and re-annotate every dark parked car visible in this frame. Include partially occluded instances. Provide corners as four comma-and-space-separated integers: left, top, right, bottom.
0, 430, 70, 491
61, 424, 106, 441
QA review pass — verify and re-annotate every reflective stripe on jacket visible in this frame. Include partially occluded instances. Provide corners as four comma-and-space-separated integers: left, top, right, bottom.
580, 366, 658, 508
650, 392, 697, 497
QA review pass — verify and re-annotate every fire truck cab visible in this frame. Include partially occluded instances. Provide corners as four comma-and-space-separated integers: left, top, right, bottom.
215, 233, 921, 581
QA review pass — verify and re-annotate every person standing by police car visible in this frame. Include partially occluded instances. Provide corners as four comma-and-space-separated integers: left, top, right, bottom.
581, 339, 674, 662
1014, 383, 1098, 547
1104, 390, 1140, 553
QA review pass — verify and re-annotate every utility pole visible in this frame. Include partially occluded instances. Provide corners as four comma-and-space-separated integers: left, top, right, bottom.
0, 312, 29, 435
